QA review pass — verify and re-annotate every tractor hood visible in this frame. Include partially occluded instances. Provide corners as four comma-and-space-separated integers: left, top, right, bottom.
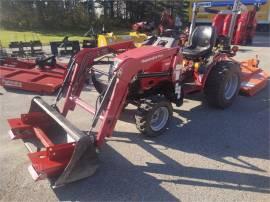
116, 46, 166, 60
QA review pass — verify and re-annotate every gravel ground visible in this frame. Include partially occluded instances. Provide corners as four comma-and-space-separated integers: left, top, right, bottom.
0, 33, 269, 202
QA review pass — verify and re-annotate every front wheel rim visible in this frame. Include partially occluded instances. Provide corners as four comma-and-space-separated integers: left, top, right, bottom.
150, 107, 169, 132
224, 74, 238, 100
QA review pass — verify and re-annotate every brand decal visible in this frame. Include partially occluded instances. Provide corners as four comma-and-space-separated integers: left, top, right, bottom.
141, 54, 164, 63
3, 79, 22, 87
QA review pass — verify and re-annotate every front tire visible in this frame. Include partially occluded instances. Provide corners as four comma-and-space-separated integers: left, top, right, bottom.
204, 61, 240, 109
135, 95, 173, 137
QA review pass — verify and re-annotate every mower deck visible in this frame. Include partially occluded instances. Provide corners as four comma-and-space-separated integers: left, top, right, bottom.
240, 59, 269, 96
0, 58, 66, 94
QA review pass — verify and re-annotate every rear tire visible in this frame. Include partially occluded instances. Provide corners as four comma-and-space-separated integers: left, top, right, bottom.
204, 61, 240, 109
135, 95, 172, 137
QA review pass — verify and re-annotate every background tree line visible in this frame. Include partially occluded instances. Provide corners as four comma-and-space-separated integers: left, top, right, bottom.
0, 0, 189, 32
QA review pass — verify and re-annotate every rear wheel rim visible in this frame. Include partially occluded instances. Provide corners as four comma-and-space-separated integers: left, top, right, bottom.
224, 74, 238, 100
150, 107, 169, 132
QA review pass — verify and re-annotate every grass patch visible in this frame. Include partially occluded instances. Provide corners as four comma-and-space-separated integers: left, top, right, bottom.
0, 28, 131, 47
0, 29, 90, 47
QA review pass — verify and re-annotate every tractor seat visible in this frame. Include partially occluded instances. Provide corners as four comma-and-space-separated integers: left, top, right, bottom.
182, 26, 217, 59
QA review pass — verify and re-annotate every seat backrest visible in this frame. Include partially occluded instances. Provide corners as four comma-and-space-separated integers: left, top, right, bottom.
190, 26, 217, 49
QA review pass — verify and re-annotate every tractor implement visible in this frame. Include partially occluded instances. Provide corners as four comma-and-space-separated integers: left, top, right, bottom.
0, 56, 67, 94
194, 0, 267, 45
239, 58, 269, 96
7, 41, 136, 187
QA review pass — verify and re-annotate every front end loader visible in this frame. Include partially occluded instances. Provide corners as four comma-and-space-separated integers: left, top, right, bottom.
7, 40, 182, 187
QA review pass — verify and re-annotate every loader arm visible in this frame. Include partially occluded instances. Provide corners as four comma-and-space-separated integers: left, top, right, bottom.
60, 40, 135, 115
61, 44, 179, 146
94, 47, 179, 145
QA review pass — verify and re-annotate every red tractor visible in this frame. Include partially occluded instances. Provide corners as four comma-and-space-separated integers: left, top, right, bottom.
7, 27, 244, 186
6, 0, 268, 187
132, 21, 156, 34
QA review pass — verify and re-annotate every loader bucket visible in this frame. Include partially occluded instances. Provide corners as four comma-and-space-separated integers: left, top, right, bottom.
8, 96, 99, 187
